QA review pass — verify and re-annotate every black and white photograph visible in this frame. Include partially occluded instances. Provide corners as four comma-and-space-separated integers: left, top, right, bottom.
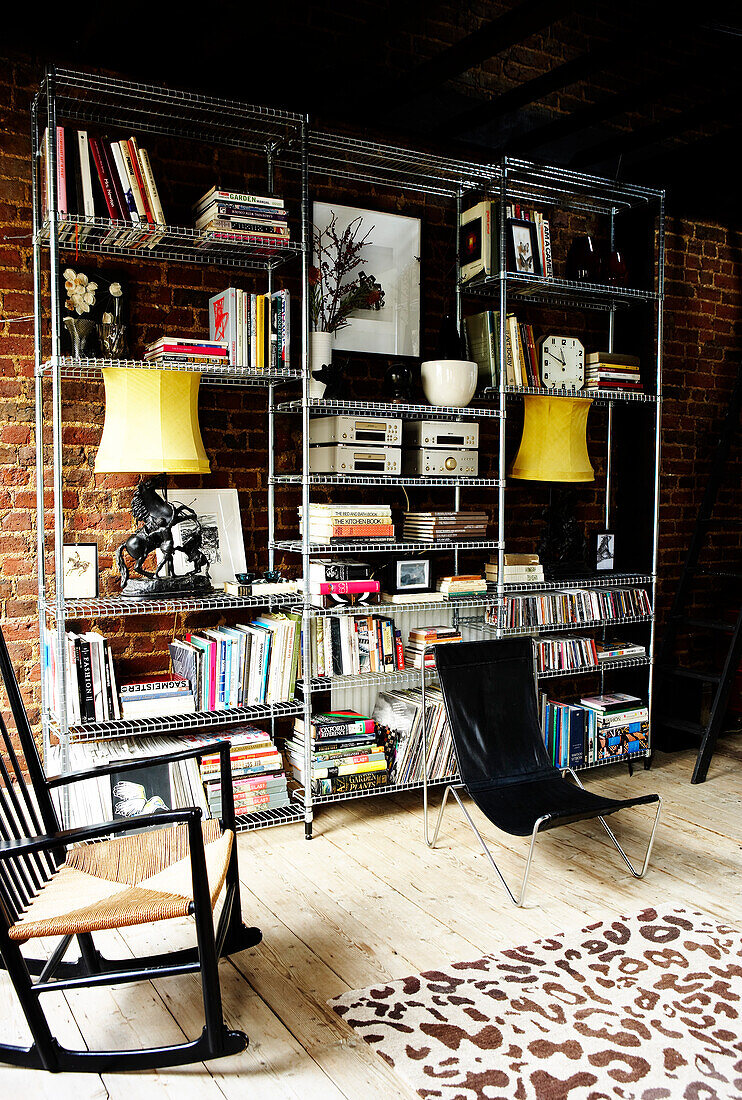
168, 488, 247, 585
109, 763, 172, 819
596, 531, 615, 571
396, 558, 431, 591
507, 218, 542, 276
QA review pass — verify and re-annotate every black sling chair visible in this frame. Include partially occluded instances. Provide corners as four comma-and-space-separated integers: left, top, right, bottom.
0, 626, 260, 1072
422, 637, 662, 907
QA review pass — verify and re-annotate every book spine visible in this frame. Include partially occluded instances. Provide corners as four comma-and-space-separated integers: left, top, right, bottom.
318, 770, 388, 794
56, 126, 67, 214
78, 639, 95, 721
542, 220, 553, 278
119, 140, 147, 221
102, 140, 130, 222
126, 137, 154, 224
88, 138, 119, 221
138, 148, 166, 224
394, 629, 405, 670
197, 189, 285, 209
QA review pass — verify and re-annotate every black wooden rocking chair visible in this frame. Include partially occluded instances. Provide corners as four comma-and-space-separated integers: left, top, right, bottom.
0, 626, 261, 1072
423, 637, 662, 907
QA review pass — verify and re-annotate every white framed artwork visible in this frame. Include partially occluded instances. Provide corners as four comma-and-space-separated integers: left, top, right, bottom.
313, 202, 421, 357
168, 488, 247, 585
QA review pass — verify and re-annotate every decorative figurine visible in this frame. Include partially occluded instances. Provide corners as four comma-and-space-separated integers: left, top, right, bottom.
311, 356, 347, 400
384, 361, 413, 403
114, 475, 213, 598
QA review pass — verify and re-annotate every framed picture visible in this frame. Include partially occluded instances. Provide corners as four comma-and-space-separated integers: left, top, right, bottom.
507, 218, 542, 276
388, 558, 431, 594
59, 266, 127, 356
168, 489, 247, 585
313, 202, 421, 357
596, 531, 615, 572
62, 543, 98, 598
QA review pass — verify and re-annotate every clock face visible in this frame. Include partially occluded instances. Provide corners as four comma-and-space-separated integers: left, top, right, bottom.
540, 335, 585, 390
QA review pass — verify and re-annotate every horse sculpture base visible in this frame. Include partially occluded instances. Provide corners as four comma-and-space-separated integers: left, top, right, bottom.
121, 572, 215, 600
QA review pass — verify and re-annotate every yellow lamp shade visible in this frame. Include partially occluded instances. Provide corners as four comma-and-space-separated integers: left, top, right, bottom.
95, 368, 210, 474
510, 395, 594, 482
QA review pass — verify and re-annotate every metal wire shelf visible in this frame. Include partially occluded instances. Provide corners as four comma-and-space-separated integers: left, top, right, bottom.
40, 592, 299, 621
307, 667, 436, 692
38, 216, 302, 270
487, 573, 655, 593
292, 774, 457, 806
272, 539, 504, 555
273, 474, 505, 488
483, 383, 658, 405
41, 356, 302, 387
41, 68, 304, 151
537, 655, 651, 679
495, 156, 663, 215
461, 613, 653, 638
463, 271, 658, 309
235, 804, 306, 832
274, 398, 503, 420
55, 699, 304, 743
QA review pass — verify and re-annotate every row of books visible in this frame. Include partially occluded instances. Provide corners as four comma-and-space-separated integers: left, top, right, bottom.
505, 203, 554, 277
465, 310, 540, 390
308, 615, 405, 678
194, 187, 290, 249
198, 725, 289, 817
540, 692, 649, 768
43, 627, 122, 726
209, 287, 290, 370
485, 587, 652, 630
372, 687, 456, 786
144, 335, 229, 369
300, 504, 394, 545
41, 125, 166, 246
286, 711, 389, 795
402, 511, 489, 543
169, 614, 302, 710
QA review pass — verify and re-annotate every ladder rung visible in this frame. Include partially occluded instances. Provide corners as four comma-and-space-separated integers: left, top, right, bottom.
658, 717, 705, 737
665, 668, 722, 683
681, 617, 736, 633
698, 569, 742, 579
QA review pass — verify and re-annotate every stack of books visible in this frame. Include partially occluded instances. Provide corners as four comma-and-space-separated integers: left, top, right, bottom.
585, 352, 642, 392
143, 335, 229, 369
209, 287, 290, 371
485, 553, 544, 585
539, 692, 648, 768
372, 688, 456, 785
436, 574, 487, 598
300, 504, 394, 545
119, 677, 196, 721
406, 626, 463, 669
309, 615, 404, 677
194, 188, 290, 250
194, 725, 289, 818
595, 639, 647, 662
402, 511, 489, 542
41, 127, 166, 245
286, 711, 388, 795
169, 612, 302, 710
43, 627, 121, 725
308, 559, 380, 608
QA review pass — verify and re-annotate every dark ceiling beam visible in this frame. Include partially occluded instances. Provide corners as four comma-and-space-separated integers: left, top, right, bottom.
433, 16, 675, 140
570, 85, 742, 169
378, 0, 588, 111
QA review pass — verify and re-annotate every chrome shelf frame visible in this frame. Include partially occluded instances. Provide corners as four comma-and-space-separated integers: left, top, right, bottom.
273, 474, 505, 488
536, 655, 651, 679
40, 592, 299, 622
235, 804, 305, 832
463, 271, 657, 310
462, 613, 654, 639
307, 667, 436, 693
275, 397, 503, 420
273, 539, 504, 556
41, 356, 302, 388
292, 774, 457, 807
483, 383, 659, 405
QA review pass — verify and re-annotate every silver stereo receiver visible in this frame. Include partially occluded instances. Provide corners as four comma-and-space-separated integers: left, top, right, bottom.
403, 447, 479, 477
309, 415, 401, 447
309, 444, 402, 475
403, 420, 478, 449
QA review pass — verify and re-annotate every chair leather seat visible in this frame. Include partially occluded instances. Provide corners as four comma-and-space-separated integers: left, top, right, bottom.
468, 775, 659, 836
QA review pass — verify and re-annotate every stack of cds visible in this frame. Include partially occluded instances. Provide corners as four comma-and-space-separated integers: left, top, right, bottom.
402, 511, 488, 542
144, 335, 230, 368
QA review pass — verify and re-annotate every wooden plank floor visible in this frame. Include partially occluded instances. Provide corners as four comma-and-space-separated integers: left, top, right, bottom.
1, 741, 740, 1097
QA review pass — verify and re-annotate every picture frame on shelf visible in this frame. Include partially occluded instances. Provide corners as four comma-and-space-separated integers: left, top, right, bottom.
168, 488, 247, 585
596, 531, 615, 572
387, 558, 431, 594
62, 543, 99, 599
313, 201, 421, 357
507, 218, 542, 276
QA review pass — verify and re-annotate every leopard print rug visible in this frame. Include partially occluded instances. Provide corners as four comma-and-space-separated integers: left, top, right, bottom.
329, 908, 742, 1099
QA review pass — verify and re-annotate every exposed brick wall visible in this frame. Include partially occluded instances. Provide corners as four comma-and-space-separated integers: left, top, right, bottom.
1, 46, 739, 735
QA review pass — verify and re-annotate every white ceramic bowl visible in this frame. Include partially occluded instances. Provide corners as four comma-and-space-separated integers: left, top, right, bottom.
421, 359, 478, 407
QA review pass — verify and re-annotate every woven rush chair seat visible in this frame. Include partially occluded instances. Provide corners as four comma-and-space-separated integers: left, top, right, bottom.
9, 819, 232, 942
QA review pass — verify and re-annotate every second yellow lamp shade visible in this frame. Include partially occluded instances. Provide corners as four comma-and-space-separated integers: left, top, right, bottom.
95, 368, 210, 475
510, 395, 594, 482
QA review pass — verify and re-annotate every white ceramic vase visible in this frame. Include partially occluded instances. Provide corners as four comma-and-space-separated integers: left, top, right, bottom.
309, 331, 334, 400
421, 359, 478, 407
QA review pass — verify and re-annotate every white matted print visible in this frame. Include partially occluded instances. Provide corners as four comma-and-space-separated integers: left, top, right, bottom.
313, 202, 421, 357
169, 489, 247, 584
62, 543, 99, 598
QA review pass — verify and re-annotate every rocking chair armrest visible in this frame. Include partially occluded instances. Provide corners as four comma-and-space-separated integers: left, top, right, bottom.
0, 808, 203, 861
46, 740, 231, 789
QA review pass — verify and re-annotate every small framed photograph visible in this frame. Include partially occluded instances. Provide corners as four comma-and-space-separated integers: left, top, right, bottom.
507, 218, 542, 276
168, 488, 247, 585
596, 532, 615, 572
62, 543, 99, 599
389, 558, 431, 593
